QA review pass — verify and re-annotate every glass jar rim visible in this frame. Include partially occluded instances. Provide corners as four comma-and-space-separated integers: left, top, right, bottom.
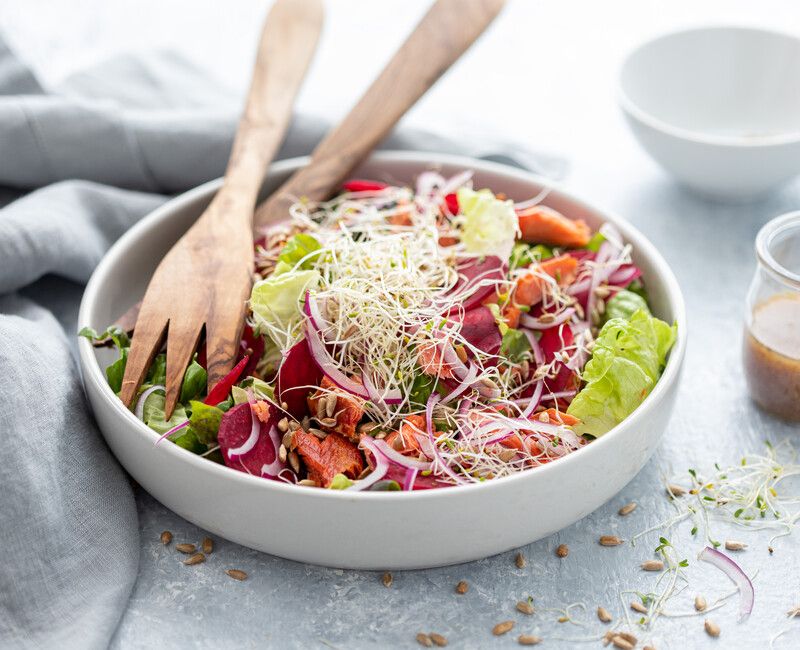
756, 211, 800, 290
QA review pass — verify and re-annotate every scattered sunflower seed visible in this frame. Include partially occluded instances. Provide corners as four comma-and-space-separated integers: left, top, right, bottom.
382, 572, 393, 588
787, 606, 800, 617
694, 595, 707, 612
597, 606, 613, 622
498, 449, 518, 462
416, 632, 433, 647
277, 417, 289, 432
202, 537, 213, 554
641, 560, 665, 571
175, 543, 196, 554
515, 552, 526, 568
493, 621, 515, 636
556, 544, 569, 558
281, 430, 295, 449
226, 569, 248, 581
599, 535, 624, 546
724, 540, 747, 551
279, 444, 288, 463
517, 634, 542, 646
611, 637, 633, 650
455, 580, 469, 595
183, 552, 205, 566
557, 616, 569, 623
667, 484, 686, 497
298, 479, 317, 487
280, 401, 289, 410
429, 633, 448, 647
325, 394, 337, 418
630, 601, 648, 614
288, 420, 301, 431
616, 632, 637, 645
160, 531, 173, 545
309, 427, 328, 440
516, 601, 535, 615
602, 631, 615, 646
643, 646, 657, 650
288, 450, 300, 473
704, 619, 720, 637
618, 502, 637, 516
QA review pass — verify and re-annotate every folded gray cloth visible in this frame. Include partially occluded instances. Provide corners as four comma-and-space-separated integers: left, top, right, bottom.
0, 36, 564, 650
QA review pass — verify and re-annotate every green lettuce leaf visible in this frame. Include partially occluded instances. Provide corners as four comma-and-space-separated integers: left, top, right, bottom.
250, 270, 320, 334
604, 290, 650, 323
567, 309, 676, 437
509, 242, 553, 270
106, 349, 128, 393
329, 474, 354, 490
456, 187, 519, 259
179, 359, 207, 402
273, 233, 322, 275
500, 328, 531, 362
188, 400, 223, 445
142, 391, 189, 435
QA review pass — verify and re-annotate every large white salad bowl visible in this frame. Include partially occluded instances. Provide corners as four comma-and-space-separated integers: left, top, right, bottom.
78, 152, 687, 569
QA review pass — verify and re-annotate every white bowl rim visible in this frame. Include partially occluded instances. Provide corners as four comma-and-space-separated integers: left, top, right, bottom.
78, 150, 687, 503
618, 24, 800, 148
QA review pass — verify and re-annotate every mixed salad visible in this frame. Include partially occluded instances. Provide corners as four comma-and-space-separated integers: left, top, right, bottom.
82, 170, 676, 491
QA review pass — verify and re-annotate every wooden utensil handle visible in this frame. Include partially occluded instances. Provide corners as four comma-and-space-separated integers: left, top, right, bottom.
218, 0, 323, 220
254, 0, 505, 228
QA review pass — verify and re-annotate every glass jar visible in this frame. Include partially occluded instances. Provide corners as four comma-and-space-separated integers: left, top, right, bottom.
743, 211, 800, 420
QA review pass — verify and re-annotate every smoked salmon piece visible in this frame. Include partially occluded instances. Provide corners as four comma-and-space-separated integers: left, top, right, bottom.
513, 255, 578, 307
293, 430, 364, 488
517, 205, 591, 248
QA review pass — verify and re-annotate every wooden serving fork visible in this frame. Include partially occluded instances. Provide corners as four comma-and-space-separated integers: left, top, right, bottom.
120, 0, 323, 417
254, 0, 506, 228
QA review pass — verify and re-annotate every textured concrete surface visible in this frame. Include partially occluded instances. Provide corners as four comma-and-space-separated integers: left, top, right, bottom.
3, 1, 800, 648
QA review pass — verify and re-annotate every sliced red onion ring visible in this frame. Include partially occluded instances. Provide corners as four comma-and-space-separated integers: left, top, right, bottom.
134, 384, 165, 421
521, 378, 544, 418
523, 330, 545, 366
698, 546, 754, 620
426, 394, 469, 485
350, 435, 390, 491
227, 402, 260, 457
519, 308, 576, 331
373, 438, 432, 471
440, 364, 479, 403
607, 265, 641, 287
540, 389, 577, 402
154, 419, 190, 446
403, 468, 418, 491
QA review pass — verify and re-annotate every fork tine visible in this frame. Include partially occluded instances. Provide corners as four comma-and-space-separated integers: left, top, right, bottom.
119, 309, 168, 409
205, 307, 247, 393
163, 318, 204, 420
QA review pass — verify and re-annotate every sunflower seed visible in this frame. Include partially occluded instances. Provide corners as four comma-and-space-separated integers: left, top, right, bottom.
611, 637, 633, 650
309, 427, 328, 440
455, 345, 468, 363
226, 569, 248, 581
481, 377, 499, 390
318, 417, 337, 428
298, 479, 317, 487
301, 416, 310, 430
455, 580, 469, 594
556, 544, 569, 558
630, 601, 647, 613
429, 633, 448, 647
516, 601, 534, 615
666, 484, 686, 497
724, 540, 747, 551
597, 606, 612, 622
616, 632, 637, 645
694, 595, 707, 612
325, 393, 337, 418
175, 543, 196, 554
787, 606, 800, 617
288, 420, 301, 431
315, 399, 326, 420
618, 502, 637, 516
641, 560, 664, 571
382, 572, 393, 587
599, 535, 624, 546
498, 449, 518, 462
517, 635, 542, 645
288, 450, 300, 473
493, 621, 514, 636
643, 646, 657, 650
538, 411, 550, 423
358, 422, 378, 434
515, 552, 526, 568
704, 619, 720, 637
202, 537, 213, 554
416, 633, 433, 647
277, 417, 289, 432
160, 531, 173, 545
183, 552, 205, 566
280, 401, 289, 410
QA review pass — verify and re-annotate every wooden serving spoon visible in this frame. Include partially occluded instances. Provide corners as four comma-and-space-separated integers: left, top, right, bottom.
120, 0, 324, 417
254, 0, 506, 227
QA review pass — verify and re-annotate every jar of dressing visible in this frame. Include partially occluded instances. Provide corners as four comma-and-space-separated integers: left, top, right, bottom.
743, 211, 800, 420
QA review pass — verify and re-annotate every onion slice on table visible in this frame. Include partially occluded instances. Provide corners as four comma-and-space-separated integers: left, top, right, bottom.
698, 546, 754, 620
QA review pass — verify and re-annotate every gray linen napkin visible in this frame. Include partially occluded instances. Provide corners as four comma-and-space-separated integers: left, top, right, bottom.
0, 36, 564, 650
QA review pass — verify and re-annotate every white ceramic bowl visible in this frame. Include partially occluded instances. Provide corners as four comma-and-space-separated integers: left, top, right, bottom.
619, 26, 800, 201
78, 152, 686, 569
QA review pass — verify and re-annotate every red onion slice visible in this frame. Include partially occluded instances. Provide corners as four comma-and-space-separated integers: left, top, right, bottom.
440, 364, 479, 403
350, 435, 390, 491
154, 419, 190, 446
402, 468, 419, 491
698, 546, 754, 620
426, 394, 469, 485
372, 438, 432, 471
519, 307, 576, 331
134, 384, 165, 421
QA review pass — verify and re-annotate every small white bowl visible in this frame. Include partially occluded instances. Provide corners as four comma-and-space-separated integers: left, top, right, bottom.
619, 26, 800, 201
78, 152, 686, 569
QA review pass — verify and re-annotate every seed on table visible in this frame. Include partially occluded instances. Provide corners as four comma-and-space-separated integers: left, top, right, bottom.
382, 572, 393, 587
175, 543, 196, 554
556, 544, 569, 558
704, 619, 720, 637
616, 632, 637, 645
518, 634, 542, 646
643, 646, 657, 650
666, 484, 686, 497
515, 552, 527, 568
202, 537, 213, 554
226, 569, 248, 581
516, 600, 535, 615
557, 616, 569, 623
630, 601, 647, 614
599, 535, 624, 546
612, 637, 634, 650
429, 633, 448, 647
597, 606, 612, 622
602, 631, 615, 646
160, 530, 173, 545
641, 560, 665, 571
416, 632, 433, 647
724, 540, 747, 551
455, 580, 469, 594
493, 621, 515, 636
183, 552, 205, 566
694, 595, 707, 612
618, 502, 637, 516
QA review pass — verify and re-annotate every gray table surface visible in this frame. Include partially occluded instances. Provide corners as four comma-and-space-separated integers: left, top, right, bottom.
3, 1, 800, 648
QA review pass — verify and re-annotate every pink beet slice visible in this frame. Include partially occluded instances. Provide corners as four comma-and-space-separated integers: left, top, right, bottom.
455, 305, 502, 356
218, 402, 286, 479
451, 255, 506, 310
276, 338, 323, 417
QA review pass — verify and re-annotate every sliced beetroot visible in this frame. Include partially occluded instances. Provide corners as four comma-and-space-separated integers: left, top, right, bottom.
276, 338, 323, 417
450, 255, 506, 311
218, 402, 286, 479
454, 305, 502, 357
538, 324, 579, 396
